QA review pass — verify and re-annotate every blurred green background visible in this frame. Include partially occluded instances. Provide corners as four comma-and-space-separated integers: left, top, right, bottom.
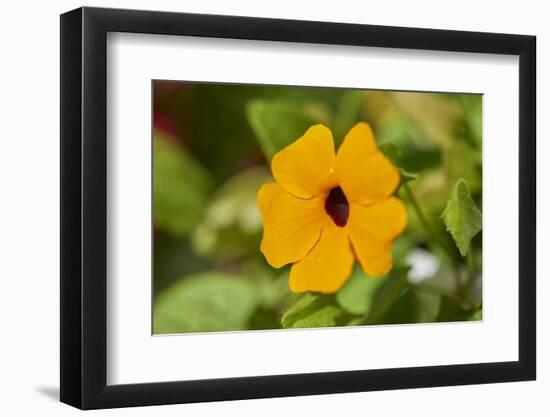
152, 81, 483, 334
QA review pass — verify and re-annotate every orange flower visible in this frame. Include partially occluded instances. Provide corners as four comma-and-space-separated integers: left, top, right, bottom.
257, 122, 407, 293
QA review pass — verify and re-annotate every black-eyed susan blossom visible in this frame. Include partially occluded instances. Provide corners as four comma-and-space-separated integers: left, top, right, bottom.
257, 122, 407, 294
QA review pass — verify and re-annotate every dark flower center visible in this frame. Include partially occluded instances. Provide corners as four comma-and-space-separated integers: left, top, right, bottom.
324, 186, 349, 227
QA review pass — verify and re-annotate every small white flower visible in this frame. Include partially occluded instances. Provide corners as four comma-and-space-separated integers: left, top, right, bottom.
407, 248, 439, 284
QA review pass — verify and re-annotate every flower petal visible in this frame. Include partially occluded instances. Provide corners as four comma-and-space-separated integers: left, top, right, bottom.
346, 198, 407, 276
258, 182, 327, 268
336, 122, 400, 205
349, 197, 408, 241
348, 235, 393, 277
289, 224, 354, 293
271, 124, 337, 199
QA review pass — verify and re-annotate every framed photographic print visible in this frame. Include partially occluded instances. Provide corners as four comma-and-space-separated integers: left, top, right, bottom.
60, 6, 536, 409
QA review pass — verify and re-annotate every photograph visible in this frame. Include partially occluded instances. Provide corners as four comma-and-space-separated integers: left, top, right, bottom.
152, 81, 483, 334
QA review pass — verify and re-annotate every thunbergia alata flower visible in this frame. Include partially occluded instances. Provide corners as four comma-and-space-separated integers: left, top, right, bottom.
258, 122, 407, 293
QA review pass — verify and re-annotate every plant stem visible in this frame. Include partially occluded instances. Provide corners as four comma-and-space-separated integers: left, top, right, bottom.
402, 182, 462, 293
463, 250, 476, 306
403, 182, 457, 262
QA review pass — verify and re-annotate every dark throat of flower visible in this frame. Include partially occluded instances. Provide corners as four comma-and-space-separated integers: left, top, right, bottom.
324, 186, 349, 227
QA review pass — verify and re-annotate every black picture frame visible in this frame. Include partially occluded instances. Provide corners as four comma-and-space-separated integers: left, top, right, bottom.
60, 6, 536, 410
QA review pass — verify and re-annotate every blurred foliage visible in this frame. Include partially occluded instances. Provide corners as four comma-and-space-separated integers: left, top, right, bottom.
153, 81, 483, 334
191, 167, 271, 261
154, 272, 260, 334
153, 131, 212, 236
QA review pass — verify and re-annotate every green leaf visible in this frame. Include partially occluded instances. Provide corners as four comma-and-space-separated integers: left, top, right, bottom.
246, 100, 318, 159
153, 272, 259, 334
153, 131, 212, 236
336, 266, 385, 315
441, 179, 482, 256
281, 294, 357, 329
